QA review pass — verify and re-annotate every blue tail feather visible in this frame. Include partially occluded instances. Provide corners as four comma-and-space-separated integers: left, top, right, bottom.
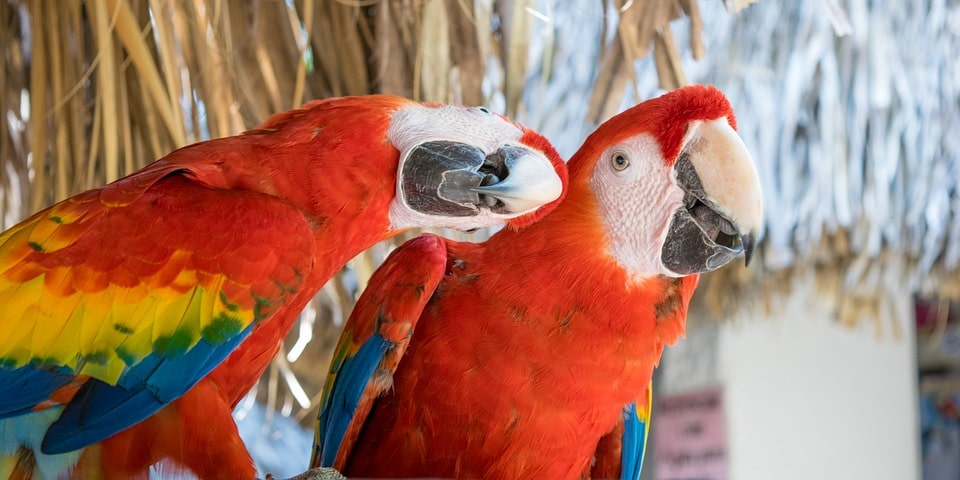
621, 402, 648, 480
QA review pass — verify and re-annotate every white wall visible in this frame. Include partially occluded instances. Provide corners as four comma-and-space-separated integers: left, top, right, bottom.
659, 273, 921, 480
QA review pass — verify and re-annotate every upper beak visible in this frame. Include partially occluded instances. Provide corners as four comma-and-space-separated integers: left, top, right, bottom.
661, 118, 763, 275
468, 145, 563, 214
399, 141, 562, 218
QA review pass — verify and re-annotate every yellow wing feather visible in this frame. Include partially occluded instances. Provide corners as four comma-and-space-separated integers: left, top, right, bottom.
0, 214, 259, 385
0, 173, 316, 391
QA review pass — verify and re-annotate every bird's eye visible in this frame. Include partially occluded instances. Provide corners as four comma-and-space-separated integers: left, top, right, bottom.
611, 152, 630, 171
478, 107, 491, 114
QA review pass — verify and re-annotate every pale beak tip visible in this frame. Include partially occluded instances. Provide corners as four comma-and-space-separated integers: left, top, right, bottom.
470, 149, 562, 214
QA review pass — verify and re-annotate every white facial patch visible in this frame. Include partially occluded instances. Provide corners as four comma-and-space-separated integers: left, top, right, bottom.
590, 134, 686, 279
386, 104, 556, 231
387, 105, 524, 158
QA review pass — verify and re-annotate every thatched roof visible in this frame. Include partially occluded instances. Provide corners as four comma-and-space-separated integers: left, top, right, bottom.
4, 0, 957, 420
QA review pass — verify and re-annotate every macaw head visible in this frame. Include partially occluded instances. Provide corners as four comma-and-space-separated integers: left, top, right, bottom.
569, 85, 762, 278
385, 101, 567, 231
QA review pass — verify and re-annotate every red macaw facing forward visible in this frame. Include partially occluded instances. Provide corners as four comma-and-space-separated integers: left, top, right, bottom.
310, 85, 763, 479
0, 95, 567, 479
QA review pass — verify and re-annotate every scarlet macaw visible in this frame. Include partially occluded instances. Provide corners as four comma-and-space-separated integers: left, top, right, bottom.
310, 85, 763, 479
0, 95, 566, 479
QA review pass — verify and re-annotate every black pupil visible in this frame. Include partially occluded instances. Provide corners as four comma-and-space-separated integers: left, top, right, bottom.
615, 155, 625, 165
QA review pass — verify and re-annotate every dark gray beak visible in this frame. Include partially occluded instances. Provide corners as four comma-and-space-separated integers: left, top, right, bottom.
400, 141, 562, 218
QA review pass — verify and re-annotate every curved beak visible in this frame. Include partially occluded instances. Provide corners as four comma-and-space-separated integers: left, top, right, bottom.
468, 145, 563, 214
399, 141, 562, 218
661, 118, 763, 275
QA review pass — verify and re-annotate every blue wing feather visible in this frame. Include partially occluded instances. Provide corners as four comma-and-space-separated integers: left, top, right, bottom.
0, 366, 73, 418
41, 324, 254, 454
309, 235, 447, 470
317, 334, 391, 466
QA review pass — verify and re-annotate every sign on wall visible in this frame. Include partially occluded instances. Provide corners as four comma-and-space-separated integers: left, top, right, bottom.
653, 387, 728, 480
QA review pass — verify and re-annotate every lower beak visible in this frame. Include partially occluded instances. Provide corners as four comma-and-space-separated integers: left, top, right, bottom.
661, 207, 756, 275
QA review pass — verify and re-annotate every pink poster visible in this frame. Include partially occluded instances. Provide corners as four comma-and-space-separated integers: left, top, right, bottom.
653, 387, 728, 480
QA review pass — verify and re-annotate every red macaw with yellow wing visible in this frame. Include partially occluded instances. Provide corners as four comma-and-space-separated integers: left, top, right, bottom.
0, 95, 567, 479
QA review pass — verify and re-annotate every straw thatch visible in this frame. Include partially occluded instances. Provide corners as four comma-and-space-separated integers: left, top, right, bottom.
1, 0, 731, 221
4, 0, 958, 426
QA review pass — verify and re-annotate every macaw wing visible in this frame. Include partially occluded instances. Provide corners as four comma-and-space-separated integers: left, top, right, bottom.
0, 171, 316, 453
311, 235, 447, 470
592, 382, 653, 480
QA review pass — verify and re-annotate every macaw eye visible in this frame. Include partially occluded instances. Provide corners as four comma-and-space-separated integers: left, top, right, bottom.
477, 107, 491, 114
611, 152, 630, 171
